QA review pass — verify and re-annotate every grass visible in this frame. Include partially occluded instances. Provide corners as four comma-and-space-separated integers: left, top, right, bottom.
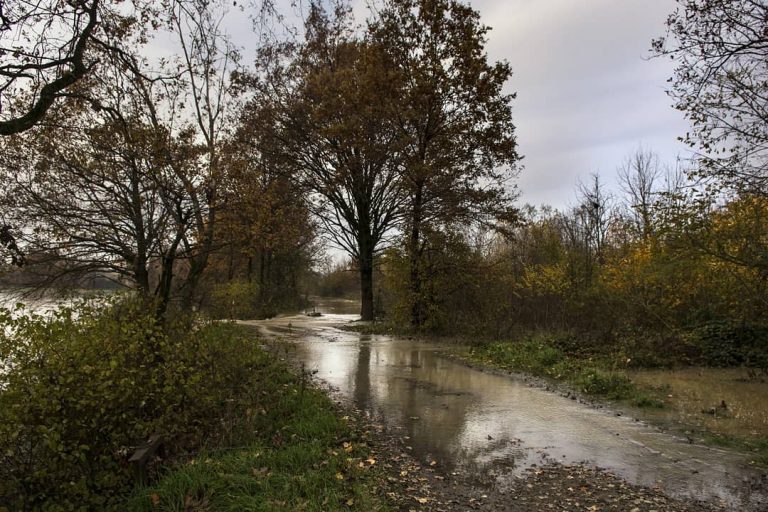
465, 337, 664, 406
693, 430, 768, 468
125, 327, 388, 511
465, 335, 768, 468
339, 321, 406, 336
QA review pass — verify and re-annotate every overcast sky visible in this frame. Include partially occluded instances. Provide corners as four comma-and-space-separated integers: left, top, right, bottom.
218, 0, 691, 210
468, 0, 689, 209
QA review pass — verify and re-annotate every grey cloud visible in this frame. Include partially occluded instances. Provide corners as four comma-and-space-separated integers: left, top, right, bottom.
170, 0, 690, 211
474, 0, 689, 208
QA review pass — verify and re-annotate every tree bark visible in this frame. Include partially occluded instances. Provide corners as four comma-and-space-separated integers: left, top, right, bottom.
409, 181, 425, 327
134, 257, 150, 295
155, 251, 175, 317
359, 234, 375, 321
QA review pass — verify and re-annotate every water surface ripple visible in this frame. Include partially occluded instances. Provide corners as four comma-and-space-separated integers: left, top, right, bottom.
244, 310, 767, 511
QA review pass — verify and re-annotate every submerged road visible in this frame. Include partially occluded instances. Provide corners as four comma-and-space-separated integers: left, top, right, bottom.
241, 301, 767, 511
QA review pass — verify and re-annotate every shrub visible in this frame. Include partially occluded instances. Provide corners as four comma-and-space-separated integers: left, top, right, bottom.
694, 320, 768, 369
207, 279, 261, 319
575, 369, 634, 399
474, 339, 566, 374
612, 329, 701, 368
0, 297, 270, 511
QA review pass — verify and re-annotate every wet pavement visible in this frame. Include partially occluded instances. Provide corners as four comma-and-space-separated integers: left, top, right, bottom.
242, 303, 768, 511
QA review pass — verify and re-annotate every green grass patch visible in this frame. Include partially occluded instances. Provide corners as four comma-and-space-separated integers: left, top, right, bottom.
339, 321, 405, 336
466, 337, 659, 406
125, 380, 386, 511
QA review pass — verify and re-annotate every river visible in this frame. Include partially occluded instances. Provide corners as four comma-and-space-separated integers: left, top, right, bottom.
0, 288, 90, 315
242, 299, 767, 511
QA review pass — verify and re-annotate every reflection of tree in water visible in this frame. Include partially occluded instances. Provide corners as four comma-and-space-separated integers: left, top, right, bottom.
353, 342, 371, 409
286, 327, 766, 508
363, 345, 481, 471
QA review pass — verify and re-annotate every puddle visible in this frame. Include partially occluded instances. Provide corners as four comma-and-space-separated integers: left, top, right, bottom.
243, 309, 768, 511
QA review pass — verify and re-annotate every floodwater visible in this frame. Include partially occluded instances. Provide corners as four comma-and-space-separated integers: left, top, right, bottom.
0, 288, 90, 315
242, 301, 768, 511
629, 368, 768, 440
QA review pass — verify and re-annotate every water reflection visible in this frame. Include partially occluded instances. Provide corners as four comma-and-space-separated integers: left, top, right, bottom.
246, 312, 767, 511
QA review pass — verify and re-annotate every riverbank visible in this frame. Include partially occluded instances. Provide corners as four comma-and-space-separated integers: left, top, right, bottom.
125, 346, 389, 511
463, 339, 768, 469
342, 323, 768, 469
0, 299, 389, 511
129, 346, 726, 511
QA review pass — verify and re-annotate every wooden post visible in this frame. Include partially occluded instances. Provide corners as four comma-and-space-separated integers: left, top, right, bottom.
129, 435, 164, 486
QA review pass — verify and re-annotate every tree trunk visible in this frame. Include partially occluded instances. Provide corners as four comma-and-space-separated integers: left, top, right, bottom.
409, 182, 425, 327
226, 240, 235, 281
181, 235, 214, 311
360, 256, 374, 321
359, 233, 375, 321
258, 250, 266, 299
134, 257, 150, 296
155, 251, 175, 317
181, 262, 201, 311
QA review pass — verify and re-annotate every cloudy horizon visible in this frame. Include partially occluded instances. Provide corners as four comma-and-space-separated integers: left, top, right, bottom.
471, 0, 690, 210
167, 0, 692, 211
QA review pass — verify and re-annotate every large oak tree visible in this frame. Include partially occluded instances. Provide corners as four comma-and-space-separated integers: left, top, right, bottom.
253, 4, 405, 320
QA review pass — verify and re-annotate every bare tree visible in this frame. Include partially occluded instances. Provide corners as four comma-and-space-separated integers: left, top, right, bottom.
618, 146, 662, 239
0, 0, 240, 312
168, 0, 242, 309
0, 54, 194, 309
653, 0, 768, 194
0, 0, 103, 135
557, 174, 616, 285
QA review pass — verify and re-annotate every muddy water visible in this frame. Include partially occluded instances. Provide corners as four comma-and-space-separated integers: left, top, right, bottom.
244, 307, 767, 511
629, 368, 768, 439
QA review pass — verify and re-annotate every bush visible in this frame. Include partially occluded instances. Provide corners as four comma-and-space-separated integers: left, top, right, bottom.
0, 297, 270, 511
694, 320, 768, 368
470, 337, 646, 402
208, 279, 261, 319
575, 369, 635, 399
611, 329, 701, 368
474, 339, 567, 375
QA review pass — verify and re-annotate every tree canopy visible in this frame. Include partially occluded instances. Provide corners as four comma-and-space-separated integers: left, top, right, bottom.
653, 0, 768, 193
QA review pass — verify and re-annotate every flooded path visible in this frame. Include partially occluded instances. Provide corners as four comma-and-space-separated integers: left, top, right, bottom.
242, 304, 767, 511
